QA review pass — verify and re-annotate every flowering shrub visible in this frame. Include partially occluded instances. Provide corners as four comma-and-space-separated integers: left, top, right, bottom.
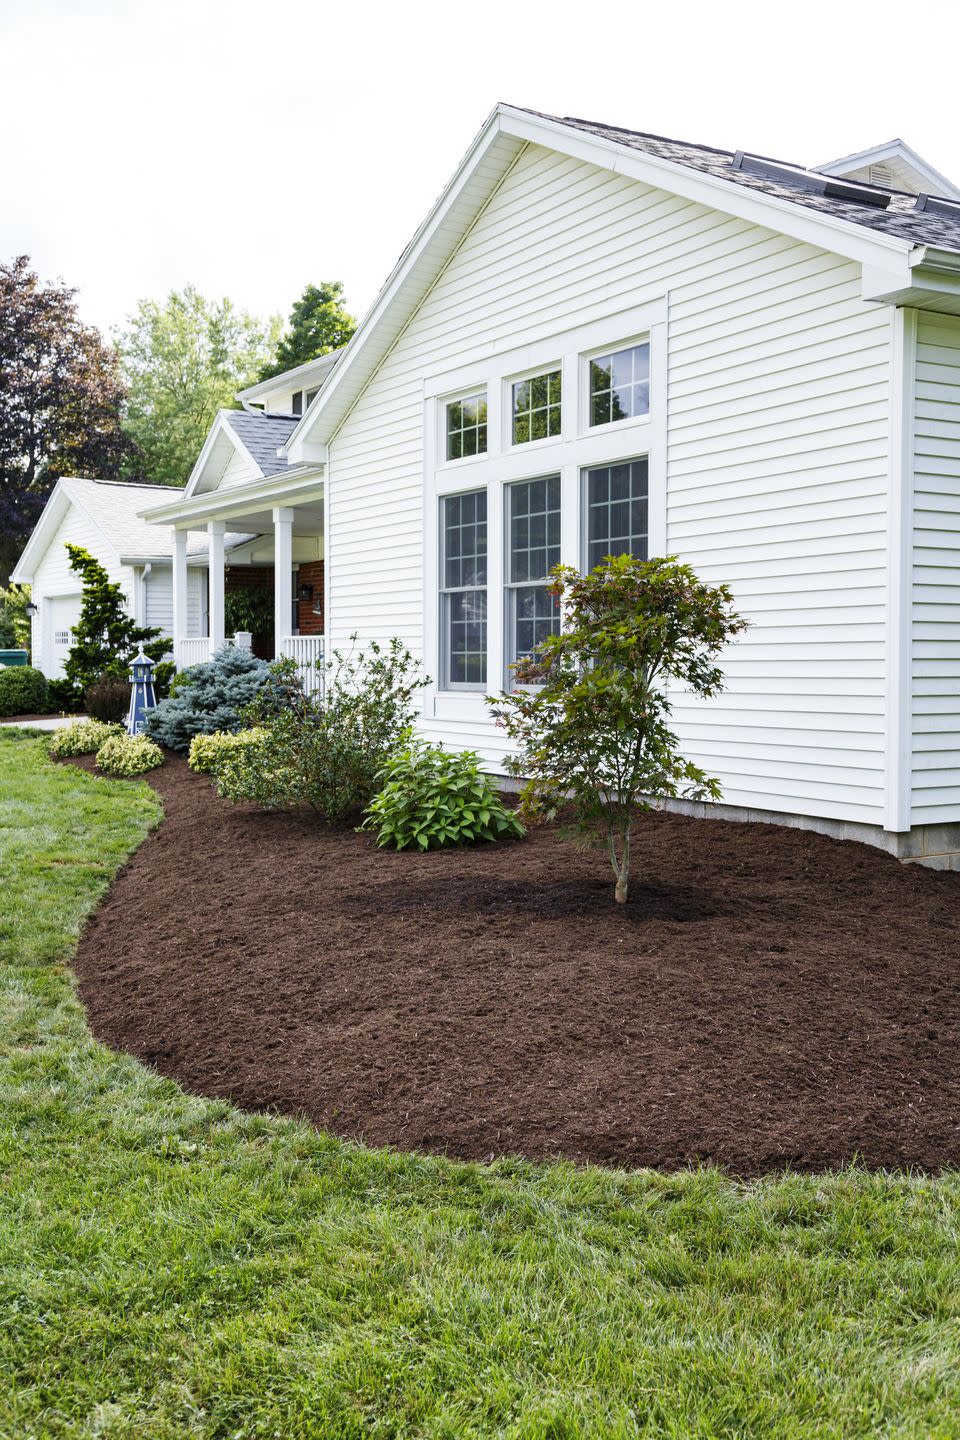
95, 733, 164, 776
48, 719, 123, 757
364, 738, 523, 850
188, 727, 267, 775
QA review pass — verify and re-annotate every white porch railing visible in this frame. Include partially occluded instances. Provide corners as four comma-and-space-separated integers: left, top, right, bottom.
280, 635, 325, 696
175, 637, 213, 670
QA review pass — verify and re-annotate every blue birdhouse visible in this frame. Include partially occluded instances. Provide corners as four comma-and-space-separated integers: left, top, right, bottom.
126, 647, 157, 735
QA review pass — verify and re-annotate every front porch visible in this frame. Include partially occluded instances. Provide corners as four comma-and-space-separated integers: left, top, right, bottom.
140, 465, 327, 694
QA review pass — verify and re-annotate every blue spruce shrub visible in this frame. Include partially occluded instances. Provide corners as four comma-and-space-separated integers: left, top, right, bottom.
143, 644, 271, 751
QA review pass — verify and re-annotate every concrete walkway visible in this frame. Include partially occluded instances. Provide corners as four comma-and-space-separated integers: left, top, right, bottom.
0, 715, 86, 731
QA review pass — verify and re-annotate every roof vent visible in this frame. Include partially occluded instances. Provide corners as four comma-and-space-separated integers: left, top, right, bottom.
914, 192, 960, 218
730, 151, 891, 208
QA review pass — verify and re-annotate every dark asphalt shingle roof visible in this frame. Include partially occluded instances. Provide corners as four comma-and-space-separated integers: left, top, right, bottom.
531, 110, 960, 254
225, 411, 300, 477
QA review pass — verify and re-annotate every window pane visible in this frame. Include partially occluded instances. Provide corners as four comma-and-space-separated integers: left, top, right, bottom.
445, 589, 487, 685
511, 585, 561, 665
508, 476, 560, 584
446, 391, 488, 461
585, 458, 649, 570
588, 342, 650, 426
443, 490, 487, 588
512, 369, 561, 445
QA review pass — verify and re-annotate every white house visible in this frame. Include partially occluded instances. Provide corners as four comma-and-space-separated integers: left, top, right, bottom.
11, 404, 326, 676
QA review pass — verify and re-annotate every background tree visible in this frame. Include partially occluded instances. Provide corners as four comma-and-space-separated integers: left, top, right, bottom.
492, 554, 747, 904
0, 255, 131, 583
117, 286, 281, 488
257, 282, 356, 382
63, 544, 166, 693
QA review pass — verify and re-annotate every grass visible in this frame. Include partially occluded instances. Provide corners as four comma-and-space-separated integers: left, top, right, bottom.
1, 730, 959, 1439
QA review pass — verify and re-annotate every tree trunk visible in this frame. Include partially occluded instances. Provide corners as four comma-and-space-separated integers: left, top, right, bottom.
608, 821, 631, 904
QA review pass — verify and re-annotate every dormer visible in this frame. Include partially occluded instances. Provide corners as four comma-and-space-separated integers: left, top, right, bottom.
235, 350, 343, 418
816, 139, 960, 201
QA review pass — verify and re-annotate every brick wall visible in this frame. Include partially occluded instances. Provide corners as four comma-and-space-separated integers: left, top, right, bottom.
295, 561, 324, 636
224, 566, 274, 658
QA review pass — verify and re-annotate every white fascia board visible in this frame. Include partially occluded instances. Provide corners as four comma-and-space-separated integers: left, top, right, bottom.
285, 108, 523, 460
139, 465, 325, 528
10, 480, 71, 583
862, 247, 960, 313
500, 108, 914, 267
818, 140, 960, 203
183, 412, 238, 499
287, 103, 917, 461
236, 350, 341, 403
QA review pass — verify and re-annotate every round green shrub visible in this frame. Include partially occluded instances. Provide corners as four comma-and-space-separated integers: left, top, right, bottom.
95, 733, 164, 776
0, 664, 48, 717
49, 719, 124, 757
364, 738, 524, 850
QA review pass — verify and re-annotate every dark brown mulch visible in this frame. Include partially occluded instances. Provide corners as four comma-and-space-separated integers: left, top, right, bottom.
68, 754, 960, 1176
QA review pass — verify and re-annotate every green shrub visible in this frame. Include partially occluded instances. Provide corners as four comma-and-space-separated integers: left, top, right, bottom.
84, 675, 130, 723
48, 719, 123, 757
364, 739, 524, 850
95, 733, 164, 776
63, 545, 165, 690
0, 664, 48, 717
43, 678, 84, 715
188, 727, 267, 775
143, 645, 271, 752
222, 637, 428, 821
153, 660, 176, 698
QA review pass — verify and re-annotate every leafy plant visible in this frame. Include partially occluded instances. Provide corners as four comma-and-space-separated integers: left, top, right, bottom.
152, 660, 176, 698
492, 554, 746, 904
63, 545, 166, 692
0, 664, 47, 717
84, 675, 129, 723
48, 718, 123, 757
188, 727, 267, 775
143, 644, 271, 751
95, 732, 164, 776
224, 637, 428, 821
0, 583, 31, 651
224, 587, 273, 637
364, 738, 524, 850
43, 678, 84, 715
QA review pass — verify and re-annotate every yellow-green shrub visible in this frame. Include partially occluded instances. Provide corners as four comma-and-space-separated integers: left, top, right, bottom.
189, 727, 267, 776
95, 733, 164, 777
48, 719, 123, 757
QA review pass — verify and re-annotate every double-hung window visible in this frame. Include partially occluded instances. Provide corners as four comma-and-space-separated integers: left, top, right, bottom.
440, 490, 487, 688
583, 458, 649, 571
505, 475, 561, 678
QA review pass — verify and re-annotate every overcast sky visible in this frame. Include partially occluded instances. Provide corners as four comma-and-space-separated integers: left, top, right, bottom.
2, 0, 959, 339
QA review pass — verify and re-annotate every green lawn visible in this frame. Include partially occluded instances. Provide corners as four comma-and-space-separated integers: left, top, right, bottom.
1, 730, 959, 1439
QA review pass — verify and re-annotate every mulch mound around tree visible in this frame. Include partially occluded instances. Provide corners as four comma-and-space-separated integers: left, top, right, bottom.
69, 754, 960, 1176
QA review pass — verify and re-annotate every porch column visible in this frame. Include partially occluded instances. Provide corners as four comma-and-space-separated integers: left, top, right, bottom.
171, 529, 188, 662
208, 520, 226, 650
273, 506, 294, 660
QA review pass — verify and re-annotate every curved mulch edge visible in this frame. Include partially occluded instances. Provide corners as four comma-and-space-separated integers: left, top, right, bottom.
63, 751, 960, 1177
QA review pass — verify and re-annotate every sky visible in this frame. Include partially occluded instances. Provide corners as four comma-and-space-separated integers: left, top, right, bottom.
2, 0, 959, 340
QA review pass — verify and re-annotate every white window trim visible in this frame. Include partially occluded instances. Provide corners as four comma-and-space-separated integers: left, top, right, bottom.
438, 488, 488, 692
422, 299, 667, 717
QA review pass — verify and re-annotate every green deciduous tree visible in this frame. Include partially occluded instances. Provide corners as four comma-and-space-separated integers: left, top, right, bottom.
258, 282, 356, 382
491, 554, 747, 904
0, 255, 131, 581
116, 286, 281, 487
63, 544, 166, 692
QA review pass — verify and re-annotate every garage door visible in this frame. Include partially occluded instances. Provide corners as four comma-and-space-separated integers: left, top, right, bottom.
46, 594, 81, 678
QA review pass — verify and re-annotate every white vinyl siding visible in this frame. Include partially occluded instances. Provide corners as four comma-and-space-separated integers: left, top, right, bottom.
326, 142, 891, 824
218, 449, 260, 491
31, 503, 128, 678
911, 313, 960, 825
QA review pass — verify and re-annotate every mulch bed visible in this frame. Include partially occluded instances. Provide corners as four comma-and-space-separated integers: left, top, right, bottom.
68, 753, 960, 1175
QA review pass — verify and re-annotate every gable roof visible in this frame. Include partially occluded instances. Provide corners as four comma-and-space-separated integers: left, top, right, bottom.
286, 103, 960, 463
224, 411, 299, 474
545, 113, 960, 252
817, 139, 960, 204
11, 476, 250, 582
